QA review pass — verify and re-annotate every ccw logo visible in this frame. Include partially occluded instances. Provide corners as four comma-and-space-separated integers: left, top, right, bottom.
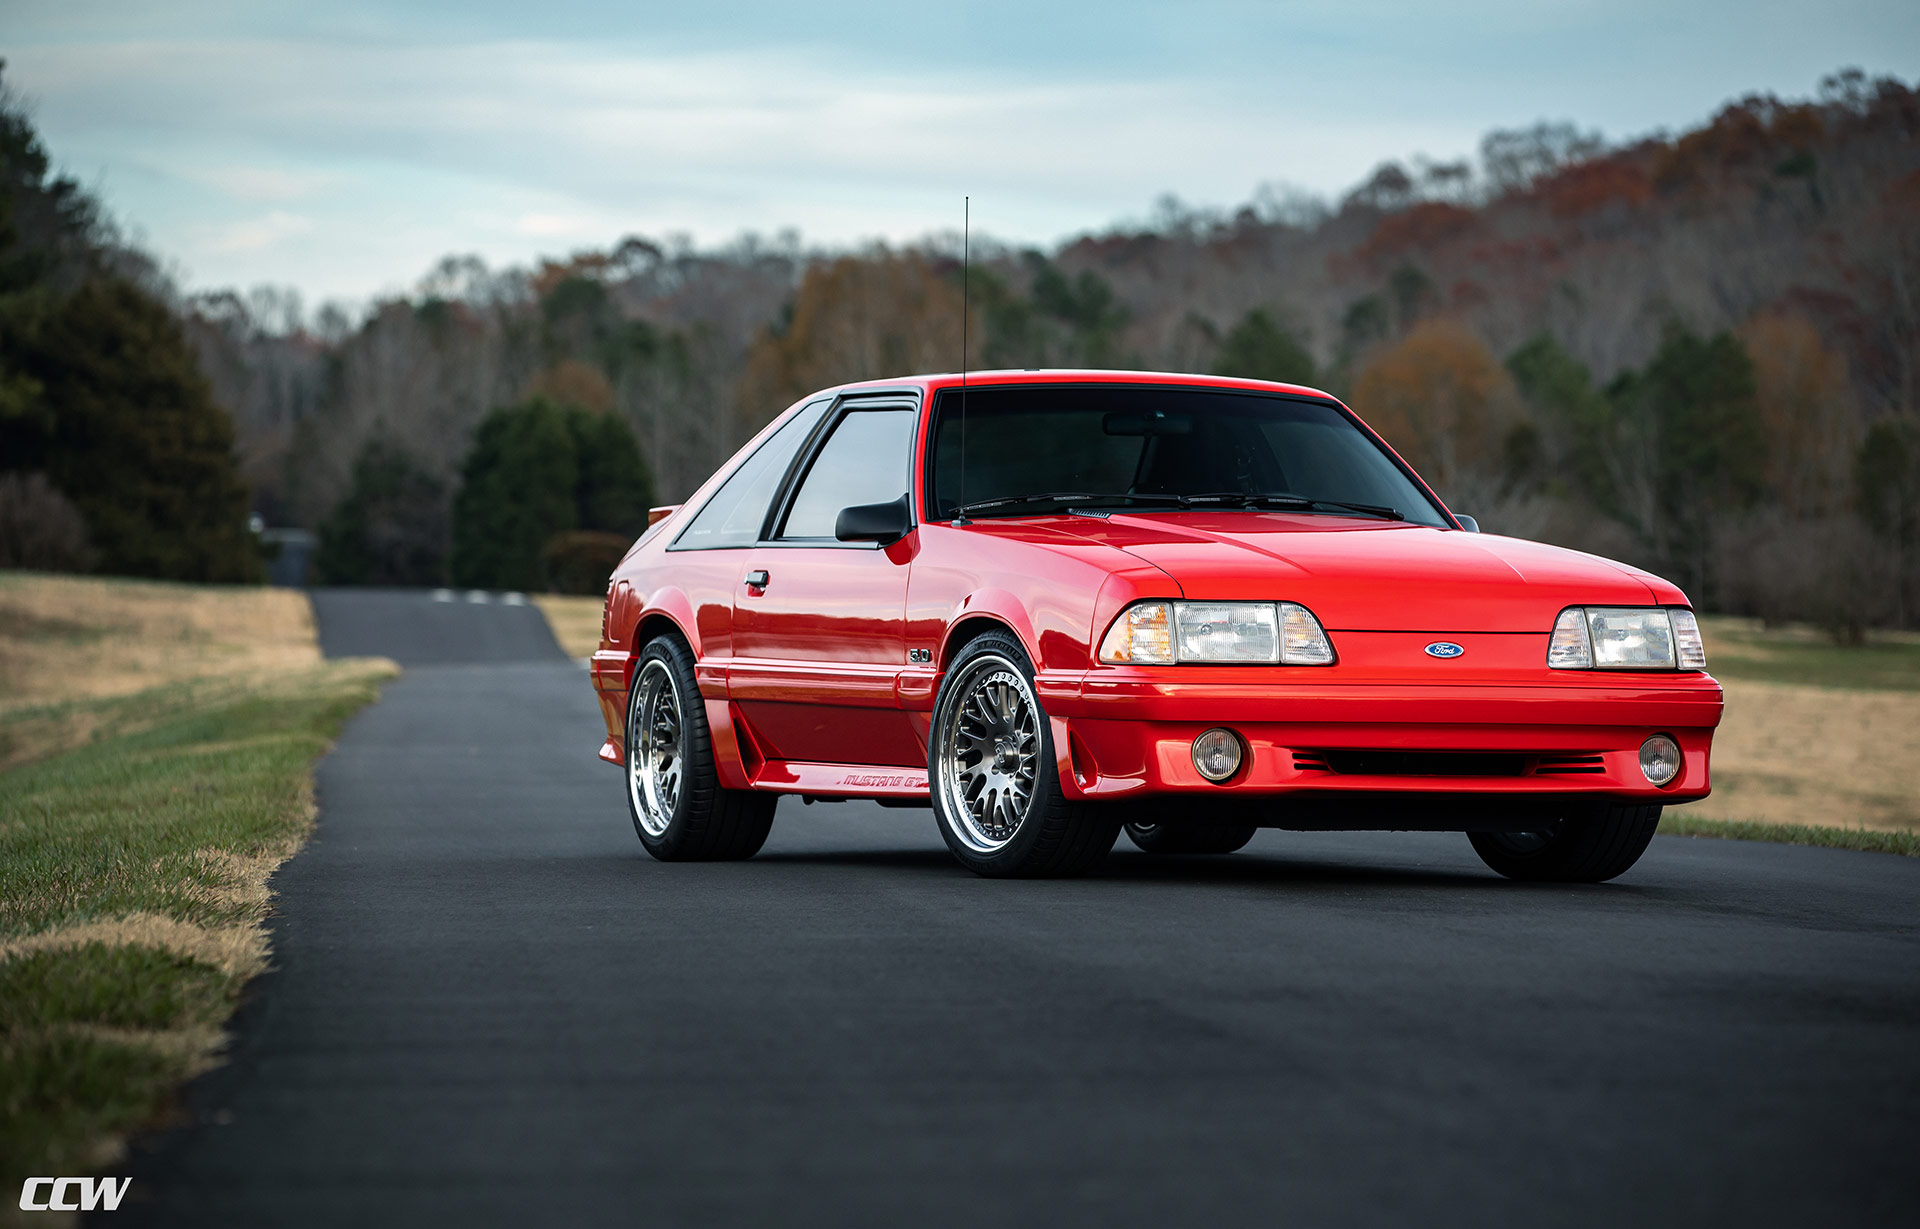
19, 1177, 131, 1212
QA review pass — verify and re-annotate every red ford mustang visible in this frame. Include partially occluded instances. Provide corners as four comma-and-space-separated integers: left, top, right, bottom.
589, 370, 1721, 881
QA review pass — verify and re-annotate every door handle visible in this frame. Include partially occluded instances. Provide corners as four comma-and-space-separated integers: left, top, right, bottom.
745, 570, 770, 589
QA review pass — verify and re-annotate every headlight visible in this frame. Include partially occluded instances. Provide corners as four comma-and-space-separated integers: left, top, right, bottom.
1099, 601, 1334, 665
1547, 607, 1705, 670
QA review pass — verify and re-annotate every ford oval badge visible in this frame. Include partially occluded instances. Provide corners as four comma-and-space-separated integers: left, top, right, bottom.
1424, 641, 1465, 659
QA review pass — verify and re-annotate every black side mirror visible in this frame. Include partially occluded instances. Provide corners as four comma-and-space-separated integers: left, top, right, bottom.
1454, 514, 1480, 533
835, 494, 913, 545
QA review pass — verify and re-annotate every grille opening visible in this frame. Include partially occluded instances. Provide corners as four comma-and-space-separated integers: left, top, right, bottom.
1322, 750, 1527, 777
1534, 754, 1606, 775
1292, 749, 1608, 778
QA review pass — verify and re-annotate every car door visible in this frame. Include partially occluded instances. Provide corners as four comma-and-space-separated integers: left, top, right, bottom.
728, 397, 922, 767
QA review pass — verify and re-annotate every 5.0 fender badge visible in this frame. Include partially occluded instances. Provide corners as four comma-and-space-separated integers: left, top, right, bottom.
1424, 642, 1465, 658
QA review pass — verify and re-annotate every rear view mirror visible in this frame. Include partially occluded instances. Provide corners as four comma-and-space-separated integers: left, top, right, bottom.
1103, 410, 1192, 437
1454, 514, 1480, 533
835, 494, 913, 545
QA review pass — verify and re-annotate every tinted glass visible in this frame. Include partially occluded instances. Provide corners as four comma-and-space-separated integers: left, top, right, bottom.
778, 408, 917, 539
927, 385, 1447, 526
674, 398, 831, 549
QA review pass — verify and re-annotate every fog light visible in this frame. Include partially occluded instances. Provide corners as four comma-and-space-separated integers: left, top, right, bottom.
1192, 728, 1244, 782
1639, 735, 1681, 786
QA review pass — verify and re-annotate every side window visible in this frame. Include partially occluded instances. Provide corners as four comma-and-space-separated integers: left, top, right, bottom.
778, 408, 917, 540
673, 399, 831, 549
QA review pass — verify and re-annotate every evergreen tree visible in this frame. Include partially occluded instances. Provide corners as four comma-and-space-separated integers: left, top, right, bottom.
7, 276, 259, 580
1607, 325, 1766, 599
567, 408, 653, 536
317, 439, 449, 586
1856, 417, 1920, 625
1507, 332, 1611, 502
1213, 308, 1315, 386
450, 399, 653, 590
0, 64, 259, 582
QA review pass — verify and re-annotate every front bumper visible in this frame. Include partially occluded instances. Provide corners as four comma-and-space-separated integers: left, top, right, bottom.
1036, 666, 1722, 803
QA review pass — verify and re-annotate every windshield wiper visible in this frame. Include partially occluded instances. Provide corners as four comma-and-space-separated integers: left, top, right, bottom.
950, 492, 1186, 518
1182, 492, 1404, 521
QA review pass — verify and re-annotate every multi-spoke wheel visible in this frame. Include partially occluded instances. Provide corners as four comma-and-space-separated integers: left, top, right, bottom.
628, 660, 684, 836
940, 662, 1040, 853
623, 636, 775, 861
928, 631, 1120, 877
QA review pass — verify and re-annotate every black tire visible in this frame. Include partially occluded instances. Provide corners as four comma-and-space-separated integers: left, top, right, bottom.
1467, 802, 1663, 883
1124, 816, 1258, 855
928, 630, 1120, 878
624, 635, 775, 861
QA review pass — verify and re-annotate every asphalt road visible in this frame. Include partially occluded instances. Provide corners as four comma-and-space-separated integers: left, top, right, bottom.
112, 590, 1920, 1227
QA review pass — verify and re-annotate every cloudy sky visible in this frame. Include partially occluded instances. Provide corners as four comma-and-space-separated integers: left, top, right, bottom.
6, 0, 1917, 305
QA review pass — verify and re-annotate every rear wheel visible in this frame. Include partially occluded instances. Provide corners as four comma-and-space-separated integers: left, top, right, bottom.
1467, 803, 1662, 883
1124, 816, 1257, 855
626, 636, 775, 861
929, 631, 1120, 878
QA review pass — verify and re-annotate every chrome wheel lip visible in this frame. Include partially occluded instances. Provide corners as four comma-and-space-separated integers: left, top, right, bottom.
627, 659, 683, 837
935, 653, 1041, 854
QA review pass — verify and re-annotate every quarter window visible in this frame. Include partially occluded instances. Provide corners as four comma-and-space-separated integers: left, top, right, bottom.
674, 399, 831, 549
778, 408, 917, 540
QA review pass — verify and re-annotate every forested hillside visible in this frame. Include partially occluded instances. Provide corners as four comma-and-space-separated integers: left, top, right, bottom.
10, 66, 1919, 626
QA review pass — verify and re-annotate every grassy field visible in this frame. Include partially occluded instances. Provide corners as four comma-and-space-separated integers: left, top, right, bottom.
1673, 617, 1920, 846
0, 573, 393, 1209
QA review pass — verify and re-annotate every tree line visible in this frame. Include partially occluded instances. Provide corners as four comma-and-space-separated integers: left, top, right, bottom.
4, 62, 1916, 631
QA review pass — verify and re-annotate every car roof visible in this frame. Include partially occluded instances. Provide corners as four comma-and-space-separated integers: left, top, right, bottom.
821, 368, 1340, 403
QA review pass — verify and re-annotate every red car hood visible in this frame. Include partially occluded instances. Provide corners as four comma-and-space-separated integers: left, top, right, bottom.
1033, 512, 1664, 633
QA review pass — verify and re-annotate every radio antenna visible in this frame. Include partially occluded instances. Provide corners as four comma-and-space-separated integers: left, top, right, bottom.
955, 196, 971, 525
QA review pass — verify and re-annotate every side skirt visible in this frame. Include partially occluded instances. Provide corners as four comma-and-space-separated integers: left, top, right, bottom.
746, 760, 930, 802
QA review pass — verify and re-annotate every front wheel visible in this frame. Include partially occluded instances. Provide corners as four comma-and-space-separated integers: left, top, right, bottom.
625, 636, 775, 861
1467, 803, 1662, 883
928, 631, 1120, 878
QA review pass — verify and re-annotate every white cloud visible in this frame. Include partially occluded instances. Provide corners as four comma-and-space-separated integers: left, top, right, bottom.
209, 210, 313, 252
189, 165, 338, 203
514, 212, 604, 238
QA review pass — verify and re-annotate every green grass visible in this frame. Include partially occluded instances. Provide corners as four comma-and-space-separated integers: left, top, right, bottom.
1659, 811, 1920, 857
1700, 618, 1920, 692
0, 661, 389, 1198
1, 671, 387, 936
1, 1031, 192, 1182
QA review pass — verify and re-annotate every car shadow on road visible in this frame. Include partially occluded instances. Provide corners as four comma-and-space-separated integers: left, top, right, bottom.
746, 845, 1608, 894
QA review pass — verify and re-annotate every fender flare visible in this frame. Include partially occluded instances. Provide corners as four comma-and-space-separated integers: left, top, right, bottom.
938, 588, 1043, 670
627, 586, 702, 665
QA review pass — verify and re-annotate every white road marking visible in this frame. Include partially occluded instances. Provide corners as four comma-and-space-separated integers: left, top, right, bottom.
502, 592, 527, 606
432, 589, 454, 602
466, 590, 490, 604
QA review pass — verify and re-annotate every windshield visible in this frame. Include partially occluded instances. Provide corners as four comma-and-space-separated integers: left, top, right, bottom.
926, 385, 1450, 526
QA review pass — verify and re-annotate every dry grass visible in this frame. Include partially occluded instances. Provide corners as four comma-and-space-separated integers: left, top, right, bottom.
534, 593, 603, 659
1676, 617, 1920, 835
0, 913, 268, 981
0, 572, 324, 772
0, 572, 319, 707
1685, 679, 1920, 832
